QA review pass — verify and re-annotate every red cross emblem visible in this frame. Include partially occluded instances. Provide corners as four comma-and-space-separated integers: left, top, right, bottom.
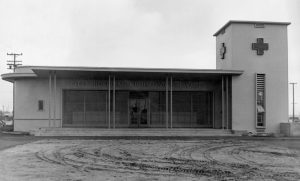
252, 38, 269, 55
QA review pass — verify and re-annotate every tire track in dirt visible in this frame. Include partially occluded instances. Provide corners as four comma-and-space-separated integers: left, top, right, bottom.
33, 140, 300, 180
232, 145, 300, 168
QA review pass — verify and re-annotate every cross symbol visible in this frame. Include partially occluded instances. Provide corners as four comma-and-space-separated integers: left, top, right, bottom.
252, 38, 269, 55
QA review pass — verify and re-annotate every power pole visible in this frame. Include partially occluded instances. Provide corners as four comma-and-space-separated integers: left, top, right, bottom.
7, 53, 23, 72
6, 53, 23, 130
290, 82, 297, 122
0, 105, 3, 120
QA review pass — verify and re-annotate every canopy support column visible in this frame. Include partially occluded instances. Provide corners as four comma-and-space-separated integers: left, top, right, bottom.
226, 76, 229, 130
221, 76, 224, 130
166, 76, 169, 129
53, 71, 56, 127
113, 75, 116, 129
48, 71, 52, 127
170, 76, 173, 129
108, 75, 111, 129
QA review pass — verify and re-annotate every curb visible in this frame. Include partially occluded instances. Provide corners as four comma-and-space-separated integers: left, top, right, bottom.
1, 131, 30, 135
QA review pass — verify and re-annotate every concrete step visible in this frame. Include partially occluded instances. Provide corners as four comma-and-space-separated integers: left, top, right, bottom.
31, 128, 233, 137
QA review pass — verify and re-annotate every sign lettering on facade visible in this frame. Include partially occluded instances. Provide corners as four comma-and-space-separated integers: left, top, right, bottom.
71, 79, 211, 90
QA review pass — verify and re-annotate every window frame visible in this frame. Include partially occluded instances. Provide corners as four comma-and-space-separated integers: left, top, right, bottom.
255, 73, 266, 128
38, 100, 44, 111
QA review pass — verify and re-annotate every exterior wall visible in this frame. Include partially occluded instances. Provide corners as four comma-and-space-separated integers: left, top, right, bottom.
15, 78, 110, 131
216, 23, 289, 133
216, 25, 233, 69
13, 77, 223, 131
14, 78, 61, 131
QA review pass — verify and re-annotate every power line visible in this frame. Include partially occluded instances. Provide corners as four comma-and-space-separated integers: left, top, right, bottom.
7, 53, 23, 72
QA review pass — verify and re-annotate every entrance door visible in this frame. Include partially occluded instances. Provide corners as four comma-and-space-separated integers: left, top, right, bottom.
129, 92, 148, 128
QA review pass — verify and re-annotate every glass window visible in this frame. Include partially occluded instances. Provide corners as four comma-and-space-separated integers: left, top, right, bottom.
63, 90, 108, 128
149, 91, 166, 128
38, 100, 44, 111
256, 74, 266, 127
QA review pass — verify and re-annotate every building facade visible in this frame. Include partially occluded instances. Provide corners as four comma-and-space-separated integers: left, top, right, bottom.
1, 21, 290, 133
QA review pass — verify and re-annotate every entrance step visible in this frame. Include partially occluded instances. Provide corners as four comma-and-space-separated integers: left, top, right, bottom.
31, 128, 233, 137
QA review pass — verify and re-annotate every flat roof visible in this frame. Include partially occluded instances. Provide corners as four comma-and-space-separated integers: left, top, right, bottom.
1, 66, 243, 82
213, 20, 291, 37
27, 65, 243, 74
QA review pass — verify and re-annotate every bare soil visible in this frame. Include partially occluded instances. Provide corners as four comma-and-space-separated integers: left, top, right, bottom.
0, 132, 39, 151
0, 139, 300, 181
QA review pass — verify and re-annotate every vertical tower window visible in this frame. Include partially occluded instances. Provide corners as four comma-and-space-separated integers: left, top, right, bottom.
38, 100, 44, 111
256, 74, 266, 128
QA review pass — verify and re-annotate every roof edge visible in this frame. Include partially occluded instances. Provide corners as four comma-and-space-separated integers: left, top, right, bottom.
1, 73, 37, 82
15, 65, 243, 74
1, 66, 244, 82
213, 20, 291, 36
31, 66, 244, 75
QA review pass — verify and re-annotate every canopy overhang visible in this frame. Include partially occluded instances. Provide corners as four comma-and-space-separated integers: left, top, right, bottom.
1, 66, 244, 82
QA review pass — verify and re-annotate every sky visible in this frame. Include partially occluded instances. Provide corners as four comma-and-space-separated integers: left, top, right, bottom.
0, 0, 299, 115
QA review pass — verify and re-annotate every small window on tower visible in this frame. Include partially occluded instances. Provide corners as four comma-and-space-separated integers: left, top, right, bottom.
254, 23, 265, 28
38, 100, 44, 111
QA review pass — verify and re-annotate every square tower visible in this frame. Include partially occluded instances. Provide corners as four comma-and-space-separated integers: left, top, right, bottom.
214, 21, 290, 133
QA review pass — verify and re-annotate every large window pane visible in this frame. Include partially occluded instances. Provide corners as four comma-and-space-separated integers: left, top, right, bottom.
115, 91, 129, 128
149, 92, 166, 128
173, 92, 191, 128
63, 90, 107, 128
191, 92, 213, 127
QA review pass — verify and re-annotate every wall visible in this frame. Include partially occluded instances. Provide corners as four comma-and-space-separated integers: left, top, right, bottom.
216, 25, 233, 69
216, 23, 289, 133
14, 78, 61, 131
14, 76, 224, 132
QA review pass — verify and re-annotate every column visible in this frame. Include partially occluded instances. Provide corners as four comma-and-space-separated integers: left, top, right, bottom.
221, 76, 224, 130
166, 76, 168, 129
108, 75, 111, 129
83, 94, 86, 125
113, 75, 116, 129
226, 76, 229, 130
212, 92, 215, 128
48, 71, 52, 127
53, 71, 56, 127
170, 76, 173, 129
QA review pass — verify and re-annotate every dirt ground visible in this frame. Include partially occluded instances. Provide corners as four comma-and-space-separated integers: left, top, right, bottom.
0, 136, 300, 181
0, 132, 40, 151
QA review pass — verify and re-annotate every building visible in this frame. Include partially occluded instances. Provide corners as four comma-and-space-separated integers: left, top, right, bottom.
1, 20, 290, 134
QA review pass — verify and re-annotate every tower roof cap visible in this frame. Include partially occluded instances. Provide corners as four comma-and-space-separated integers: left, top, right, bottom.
213, 20, 291, 36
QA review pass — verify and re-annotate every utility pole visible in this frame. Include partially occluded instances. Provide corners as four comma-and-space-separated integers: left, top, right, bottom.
7, 53, 23, 72
6, 53, 23, 130
0, 105, 3, 120
290, 82, 297, 122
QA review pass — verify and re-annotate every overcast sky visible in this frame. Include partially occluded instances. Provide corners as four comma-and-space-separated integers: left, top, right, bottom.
0, 0, 299, 115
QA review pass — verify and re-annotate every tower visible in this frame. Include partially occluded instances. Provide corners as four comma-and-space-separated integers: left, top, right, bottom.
214, 21, 290, 133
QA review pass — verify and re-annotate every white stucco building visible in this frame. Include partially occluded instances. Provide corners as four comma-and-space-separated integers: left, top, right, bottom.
1, 20, 290, 135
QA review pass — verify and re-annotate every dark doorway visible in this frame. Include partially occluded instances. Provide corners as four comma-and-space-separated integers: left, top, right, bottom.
129, 92, 149, 128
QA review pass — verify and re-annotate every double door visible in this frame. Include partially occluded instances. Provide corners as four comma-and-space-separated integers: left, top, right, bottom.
129, 92, 149, 128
